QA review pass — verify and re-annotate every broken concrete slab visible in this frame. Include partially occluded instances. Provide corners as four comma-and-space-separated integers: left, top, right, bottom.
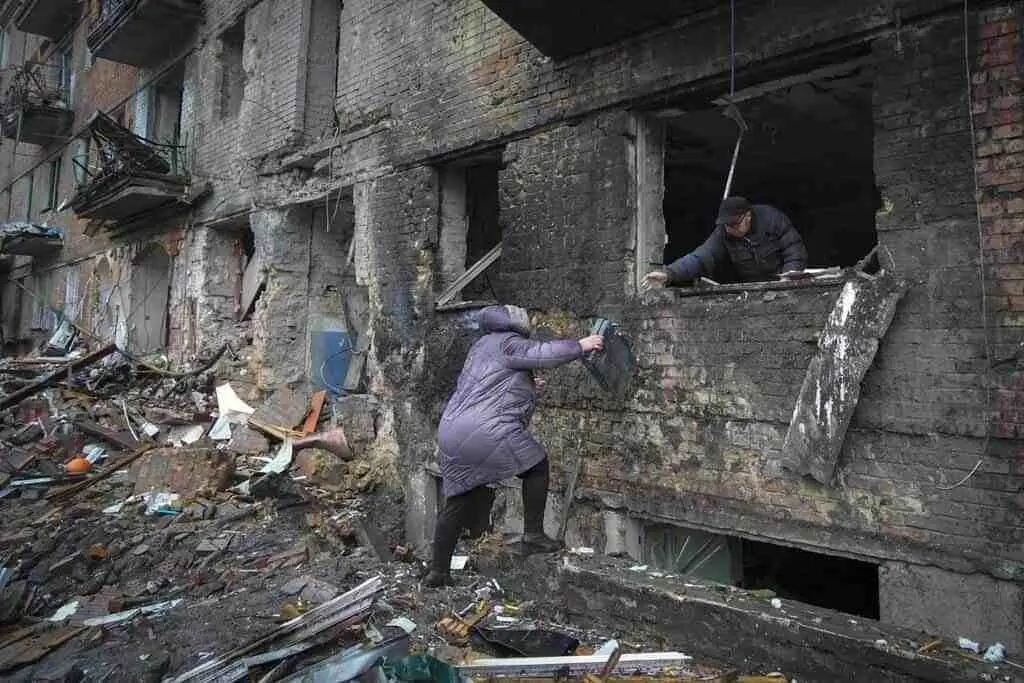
131, 447, 235, 497
778, 276, 908, 484
225, 424, 270, 454
473, 551, 1000, 683
248, 386, 308, 439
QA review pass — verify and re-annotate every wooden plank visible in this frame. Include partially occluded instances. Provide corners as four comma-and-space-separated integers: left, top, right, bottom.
46, 443, 156, 501
0, 343, 117, 411
300, 391, 327, 436
435, 242, 502, 307
778, 276, 908, 484
73, 418, 138, 450
238, 255, 265, 322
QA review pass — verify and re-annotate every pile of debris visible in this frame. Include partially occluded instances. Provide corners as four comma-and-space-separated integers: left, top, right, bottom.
0, 345, 746, 681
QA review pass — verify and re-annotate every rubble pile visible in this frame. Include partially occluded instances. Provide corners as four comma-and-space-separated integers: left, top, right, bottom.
0, 348, 738, 682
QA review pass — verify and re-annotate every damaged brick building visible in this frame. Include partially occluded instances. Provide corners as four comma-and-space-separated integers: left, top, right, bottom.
0, 0, 1021, 658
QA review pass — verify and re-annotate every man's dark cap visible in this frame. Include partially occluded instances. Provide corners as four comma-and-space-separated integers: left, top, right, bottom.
716, 196, 751, 226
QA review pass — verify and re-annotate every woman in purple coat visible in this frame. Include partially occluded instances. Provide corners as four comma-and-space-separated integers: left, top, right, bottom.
425, 304, 604, 587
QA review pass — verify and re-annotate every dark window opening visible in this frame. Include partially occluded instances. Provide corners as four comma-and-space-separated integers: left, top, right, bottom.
657, 62, 879, 285
643, 522, 879, 620
437, 152, 503, 303
219, 18, 245, 120
150, 65, 184, 148
740, 537, 879, 620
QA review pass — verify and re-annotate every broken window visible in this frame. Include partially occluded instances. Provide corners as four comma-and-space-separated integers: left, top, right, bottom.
218, 17, 245, 120
643, 522, 880, 619
635, 58, 879, 288
436, 152, 503, 307
303, 0, 342, 139
44, 157, 61, 211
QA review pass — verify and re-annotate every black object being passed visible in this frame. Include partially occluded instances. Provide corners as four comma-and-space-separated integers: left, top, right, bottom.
473, 627, 580, 657
582, 317, 635, 398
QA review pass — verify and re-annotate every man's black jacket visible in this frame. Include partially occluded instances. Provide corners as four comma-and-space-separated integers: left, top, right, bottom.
665, 204, 807, 284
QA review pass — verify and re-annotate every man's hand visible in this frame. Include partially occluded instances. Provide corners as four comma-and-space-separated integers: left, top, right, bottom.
642, 271, 668, 292
533, 376, 547, 392
579, 335, 604, 353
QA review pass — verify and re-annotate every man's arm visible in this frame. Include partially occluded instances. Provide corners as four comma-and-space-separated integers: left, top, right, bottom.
776, 213, 807, 273
664, 230, 726, 284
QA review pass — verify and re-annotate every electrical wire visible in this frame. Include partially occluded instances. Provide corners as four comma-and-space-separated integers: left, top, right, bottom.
937, 0, 992, 491
729, 0, 736, 97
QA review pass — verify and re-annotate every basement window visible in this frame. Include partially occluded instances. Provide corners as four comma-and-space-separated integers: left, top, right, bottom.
642, 522, 879, 619
219, 17, 246, 120
436, 151, 503, 307
634, 58, 880, 290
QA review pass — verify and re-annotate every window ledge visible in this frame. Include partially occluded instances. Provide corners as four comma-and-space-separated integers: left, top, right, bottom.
648, 271, 869, 300
435, 299, 497, 313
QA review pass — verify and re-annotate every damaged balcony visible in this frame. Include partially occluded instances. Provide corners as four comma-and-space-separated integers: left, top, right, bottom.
478, 0, 715, 59
0, 222, 62, 257
87, 0, 202, 68
70, 111, 191, 232
0, 63, 73, 147
2, 0, 78, 39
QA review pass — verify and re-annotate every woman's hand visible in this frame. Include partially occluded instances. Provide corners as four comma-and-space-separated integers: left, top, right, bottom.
533, 376, 547, 392
579, 335, 604, 353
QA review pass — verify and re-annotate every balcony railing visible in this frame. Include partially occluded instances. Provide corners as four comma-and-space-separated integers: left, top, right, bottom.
88, 0, 202, 68
0, 62, 73, 146
70, 111, 191, 228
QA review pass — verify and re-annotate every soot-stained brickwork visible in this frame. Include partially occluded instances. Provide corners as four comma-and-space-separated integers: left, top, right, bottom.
320, 0, 1024, 649
1, 0, 1021, 650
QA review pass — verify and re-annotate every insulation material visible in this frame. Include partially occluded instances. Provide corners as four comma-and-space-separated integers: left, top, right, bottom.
779, 275, 907, 485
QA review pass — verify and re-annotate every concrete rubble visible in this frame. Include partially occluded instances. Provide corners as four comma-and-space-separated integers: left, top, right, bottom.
0, 342, 1014, 682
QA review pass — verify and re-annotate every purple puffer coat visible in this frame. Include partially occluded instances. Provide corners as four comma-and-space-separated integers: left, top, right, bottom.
437, 306, 583, 498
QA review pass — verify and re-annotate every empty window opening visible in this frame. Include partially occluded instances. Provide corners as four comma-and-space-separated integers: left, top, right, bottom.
437, 152, 503, 305
303, 0, 342, 139
44, 158, 61, 211
219, 17, 246, 120
740, 537, 879, 619
643, 522, 879, 619
637, 60, 879, 286
149, 65, 184, 149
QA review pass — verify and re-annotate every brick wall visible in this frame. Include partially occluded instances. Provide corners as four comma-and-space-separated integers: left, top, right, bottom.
337, 0, 1024, 597
972, 5, 1024, 446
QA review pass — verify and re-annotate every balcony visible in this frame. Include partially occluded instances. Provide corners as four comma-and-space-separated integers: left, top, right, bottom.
478, 0, 713, 59
70, 111, 191, 229
8, 0, 78, 39
87, 0, 202, 68
0, 222, 63, 257
0, 63, 73, 147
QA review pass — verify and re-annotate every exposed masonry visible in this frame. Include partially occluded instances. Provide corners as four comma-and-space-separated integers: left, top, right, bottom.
0, 0, 1021, 655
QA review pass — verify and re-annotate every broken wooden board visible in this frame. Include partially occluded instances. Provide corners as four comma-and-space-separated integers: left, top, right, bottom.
436, 242, 502, 307
0, 625, 84, 673
248, 387, 307, 440
0, 343, 117, 411
238, 255, 266, 322
301, 391, 327, 435
778, 276, 907, 485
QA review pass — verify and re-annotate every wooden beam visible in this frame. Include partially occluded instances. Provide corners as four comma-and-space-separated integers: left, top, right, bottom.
436, 242, 502, 307
0, 343, 117, 411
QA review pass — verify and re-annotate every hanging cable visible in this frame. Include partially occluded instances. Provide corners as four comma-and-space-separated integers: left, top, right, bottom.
938, 0, 993, 491
729, 0, 736, 98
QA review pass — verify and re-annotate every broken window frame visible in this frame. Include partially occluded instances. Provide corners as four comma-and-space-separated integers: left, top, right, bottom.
435, 152, 504, 309
633, 56, 879, 297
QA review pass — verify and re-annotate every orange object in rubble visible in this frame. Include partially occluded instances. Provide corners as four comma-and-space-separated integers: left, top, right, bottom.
65, 456, 92, 475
